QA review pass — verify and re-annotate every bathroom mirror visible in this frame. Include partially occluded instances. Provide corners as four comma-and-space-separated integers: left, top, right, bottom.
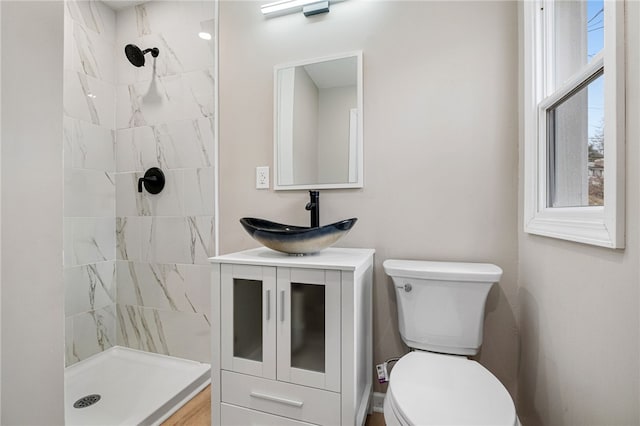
274, 51, 363, 190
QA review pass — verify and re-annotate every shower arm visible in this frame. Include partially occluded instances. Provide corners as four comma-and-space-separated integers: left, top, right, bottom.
143, 47, 160, 58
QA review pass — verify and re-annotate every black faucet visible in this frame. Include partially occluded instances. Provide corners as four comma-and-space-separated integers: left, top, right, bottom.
305, 190, 320, 228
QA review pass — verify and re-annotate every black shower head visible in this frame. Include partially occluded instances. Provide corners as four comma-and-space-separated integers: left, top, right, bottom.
124, 44, 159, 67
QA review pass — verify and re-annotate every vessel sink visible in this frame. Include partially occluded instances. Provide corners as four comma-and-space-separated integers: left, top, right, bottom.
239, 217, 357, 255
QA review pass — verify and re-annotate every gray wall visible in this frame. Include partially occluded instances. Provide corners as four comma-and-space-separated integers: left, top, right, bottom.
219, 0, 520, 395
1, 1, 65, 424
516, 1, 640, 424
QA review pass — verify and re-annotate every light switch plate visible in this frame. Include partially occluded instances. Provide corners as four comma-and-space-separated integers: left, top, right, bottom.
256, 166, 269, 189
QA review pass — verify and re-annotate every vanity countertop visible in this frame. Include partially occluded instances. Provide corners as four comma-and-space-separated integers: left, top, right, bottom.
209, 247, 374, 271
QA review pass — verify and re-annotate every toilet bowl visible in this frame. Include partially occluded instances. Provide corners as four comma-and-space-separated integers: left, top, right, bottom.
382, 352, 517, 426
382, 259, 517, 426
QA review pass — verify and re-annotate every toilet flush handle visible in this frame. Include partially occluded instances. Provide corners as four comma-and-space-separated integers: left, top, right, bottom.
396, 283, 412, 292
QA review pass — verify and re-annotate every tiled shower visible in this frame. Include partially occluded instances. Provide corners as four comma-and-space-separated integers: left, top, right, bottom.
63, 0, 215, 367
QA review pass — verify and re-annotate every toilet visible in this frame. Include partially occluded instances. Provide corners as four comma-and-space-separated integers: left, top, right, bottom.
382, 259, 518, 426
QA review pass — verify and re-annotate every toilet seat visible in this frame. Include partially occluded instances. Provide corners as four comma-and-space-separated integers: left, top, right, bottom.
385, 351, 517, 426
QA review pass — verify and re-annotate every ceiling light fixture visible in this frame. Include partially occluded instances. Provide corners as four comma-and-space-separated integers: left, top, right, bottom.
261, 0, 330, 17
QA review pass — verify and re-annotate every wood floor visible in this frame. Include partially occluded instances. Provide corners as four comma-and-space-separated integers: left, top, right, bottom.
162, 385, 211, 426
161, 385, 386, 425
364, 411, 386, 426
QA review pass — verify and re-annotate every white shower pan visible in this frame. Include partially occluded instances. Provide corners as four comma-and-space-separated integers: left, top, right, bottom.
65, 346, 210, 426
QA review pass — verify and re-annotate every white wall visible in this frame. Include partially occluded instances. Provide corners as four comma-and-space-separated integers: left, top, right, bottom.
516, 1, 640, 424
1, 1, 65, 424
63, 0, 118, 367
219, 0, 519, 395
114, 1, 215, 363
63, 0, 217, 369
0, 1, 217, 422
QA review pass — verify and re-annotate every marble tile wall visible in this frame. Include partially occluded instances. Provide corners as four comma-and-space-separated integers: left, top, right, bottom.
63, 0, 215, 367
63, 0, 117, 366
114, 1, 215, 363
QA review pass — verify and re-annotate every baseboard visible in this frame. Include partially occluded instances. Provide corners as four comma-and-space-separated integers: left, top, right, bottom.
372, 392, 385, 413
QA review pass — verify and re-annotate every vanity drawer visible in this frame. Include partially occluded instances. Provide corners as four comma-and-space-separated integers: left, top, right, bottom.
221, 371, 340, 425
221, 403, 317, 426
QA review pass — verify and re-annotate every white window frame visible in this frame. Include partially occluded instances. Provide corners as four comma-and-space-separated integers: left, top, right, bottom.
523, 0, 625, 248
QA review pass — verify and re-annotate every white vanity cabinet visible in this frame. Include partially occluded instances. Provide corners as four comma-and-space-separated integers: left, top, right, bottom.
210, 247, 374, 426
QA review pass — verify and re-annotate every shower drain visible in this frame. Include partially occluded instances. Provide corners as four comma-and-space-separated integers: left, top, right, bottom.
73, 394, 101, 409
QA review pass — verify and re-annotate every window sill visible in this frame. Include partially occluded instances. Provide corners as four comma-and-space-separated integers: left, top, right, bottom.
525, 207, 623, 248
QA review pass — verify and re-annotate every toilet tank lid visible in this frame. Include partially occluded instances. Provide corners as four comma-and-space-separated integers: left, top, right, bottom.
383, 259, 503, 282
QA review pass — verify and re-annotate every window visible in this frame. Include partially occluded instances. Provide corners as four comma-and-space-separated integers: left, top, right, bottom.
523, 0, 625, 248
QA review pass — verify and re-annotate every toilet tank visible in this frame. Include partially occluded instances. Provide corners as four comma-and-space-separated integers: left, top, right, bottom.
383, 259, 503, 356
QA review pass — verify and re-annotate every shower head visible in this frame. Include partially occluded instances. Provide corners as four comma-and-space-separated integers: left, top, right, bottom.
124, 44, 159, 67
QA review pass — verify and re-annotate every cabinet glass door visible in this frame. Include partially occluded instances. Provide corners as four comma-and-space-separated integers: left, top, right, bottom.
221, 264, 276, 379
290, 282, 325, 372
277, 268, 341, 392
233, 278, 263, 362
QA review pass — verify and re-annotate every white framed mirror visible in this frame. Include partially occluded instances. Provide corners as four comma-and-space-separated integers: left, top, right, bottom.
273, 51, 363, 190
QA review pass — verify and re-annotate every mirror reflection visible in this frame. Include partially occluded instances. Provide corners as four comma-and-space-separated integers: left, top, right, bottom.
275, 52, 363, 190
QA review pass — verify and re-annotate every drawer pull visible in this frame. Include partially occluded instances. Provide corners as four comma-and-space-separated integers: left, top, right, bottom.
250, 391, 304, 408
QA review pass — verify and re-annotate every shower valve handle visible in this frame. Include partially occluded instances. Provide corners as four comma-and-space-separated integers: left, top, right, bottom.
137, 176, 157, 192
138, 167, 165, 194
